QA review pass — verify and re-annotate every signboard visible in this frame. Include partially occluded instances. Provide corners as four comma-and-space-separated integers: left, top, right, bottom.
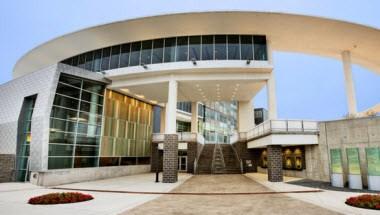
330, 149, 343, 174
346, 148, 361, 175
366, 147, 380, 176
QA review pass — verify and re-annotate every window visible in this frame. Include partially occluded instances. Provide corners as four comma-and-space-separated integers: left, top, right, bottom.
214, 35, 227, 60
254, 35, 267, 61
140, 40, 152, 65
93, 50, 102, 72
109, 45, 120, 69
176, 36, 188, 62
119, 44, 130, 67
189, 36, 201, 60
240, 35, 253, 60
129, 42, 141, 66
228, 35, 240, 60
101, 48, 111, 71
202, 35, 213, 60
84, 52, 94, 71
152, 39, 164, 64
164, 38, 176, 63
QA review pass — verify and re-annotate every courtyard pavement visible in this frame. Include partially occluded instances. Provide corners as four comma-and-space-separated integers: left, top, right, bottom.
0, 173, 378, 215
0, 173, 192, 215
124, 174, 341, 215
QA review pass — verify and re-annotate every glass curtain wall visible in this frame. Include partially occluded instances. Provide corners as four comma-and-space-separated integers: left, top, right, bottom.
16, 95, 37, 181
48, 74, 105, 169
201, 101, 238, 144
101, 90, 153, 166
61, 35, 268, 72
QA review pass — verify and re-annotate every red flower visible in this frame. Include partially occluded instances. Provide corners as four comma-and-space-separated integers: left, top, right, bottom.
28, 192, 93, 205
345, 194, 380, 210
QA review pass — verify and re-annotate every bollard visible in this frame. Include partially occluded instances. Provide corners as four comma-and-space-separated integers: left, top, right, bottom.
155, 170, 159, 182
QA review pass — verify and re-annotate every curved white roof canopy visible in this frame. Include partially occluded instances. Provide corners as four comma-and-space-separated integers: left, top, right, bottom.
13, 11, 380, 78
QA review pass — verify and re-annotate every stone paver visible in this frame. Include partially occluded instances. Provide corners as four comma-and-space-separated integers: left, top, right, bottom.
124, 174, 341, 215
0, 173, 192, 215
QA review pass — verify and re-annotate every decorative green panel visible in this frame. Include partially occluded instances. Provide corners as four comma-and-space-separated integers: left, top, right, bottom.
346, 148, 361, 175
330, 149, 343, 174
366, 147, 380, 176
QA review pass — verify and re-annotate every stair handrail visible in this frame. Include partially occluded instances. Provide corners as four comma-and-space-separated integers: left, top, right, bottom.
211, 144, 225, 173
194, 143, 205, 174
230, 143, 244, 174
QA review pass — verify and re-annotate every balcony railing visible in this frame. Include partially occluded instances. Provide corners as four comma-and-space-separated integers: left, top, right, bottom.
246, 119, 319, 141
152, 132, 205, 144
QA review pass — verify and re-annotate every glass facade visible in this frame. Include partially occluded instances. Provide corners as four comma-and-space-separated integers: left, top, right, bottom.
101, 90, 152, 166
48, 74, 105, 169
61, 35, 268, 72
48, 74, 153, 169
201, 101, 238, 144
16, 95, 37, 181
177, 102, 192, 113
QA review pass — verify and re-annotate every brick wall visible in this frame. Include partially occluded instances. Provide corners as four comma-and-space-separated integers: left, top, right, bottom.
186, 142, 197, 173
267, 145, 283, 182
0, 154, 15, 182
232, 141, 258, 173
162, 134, 178, 183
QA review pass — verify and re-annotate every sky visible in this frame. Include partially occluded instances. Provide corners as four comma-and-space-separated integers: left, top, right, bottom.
0, 0, 379, 121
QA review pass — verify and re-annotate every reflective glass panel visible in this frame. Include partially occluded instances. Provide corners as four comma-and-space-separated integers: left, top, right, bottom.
129, 42, 141, 66
93, 49, 102, 72
78, 54, 86, 69
228, 35, 240, 60
56, 83, 81, 99
152, 39, 164, 64
176, 36, 188, 62
164, 38, 176, 63
140, 40, 152, 64
240, 35, 253, 60
202, 36, 213, 60
254, 36, 268, 60
53, 94, 79, 110
119, 44, 130, 67
84, 52, 94, 71
215, 35, 227, 60
49, 144, 73, 156
48, 157, 72, 169
109, 45, 120, 69
74, 157, 98, 168
189, 36, 201, 60
101, 48, 111, 71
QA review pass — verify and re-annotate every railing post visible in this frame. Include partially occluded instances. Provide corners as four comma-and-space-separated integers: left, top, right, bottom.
286, 120, 288, 132
301, 120, 304, 132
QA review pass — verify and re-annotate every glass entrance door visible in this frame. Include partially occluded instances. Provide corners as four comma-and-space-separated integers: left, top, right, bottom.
178, 156, 187, 172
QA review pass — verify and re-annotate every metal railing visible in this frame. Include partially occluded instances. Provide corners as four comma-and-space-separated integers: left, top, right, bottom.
246, 119, 319, 140
152, 132, 205, 144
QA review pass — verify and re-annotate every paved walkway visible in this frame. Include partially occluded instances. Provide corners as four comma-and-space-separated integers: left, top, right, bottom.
0, 173, 191, 215
246, 173, 380, 215
124, 174, 341, 215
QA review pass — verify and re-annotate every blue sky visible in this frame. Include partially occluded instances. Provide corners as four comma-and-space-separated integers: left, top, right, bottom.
0, 0, 379, 120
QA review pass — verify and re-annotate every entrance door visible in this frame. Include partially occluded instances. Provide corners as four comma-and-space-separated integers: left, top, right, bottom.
178, 156, 187, 172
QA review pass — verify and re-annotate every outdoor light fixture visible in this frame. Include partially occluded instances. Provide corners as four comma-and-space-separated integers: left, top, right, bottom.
191, 58, 197, 65
141, 63, 148, 69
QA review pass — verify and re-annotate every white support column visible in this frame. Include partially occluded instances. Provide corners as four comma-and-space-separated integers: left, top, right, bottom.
165, 78, 178, 134
191, 102, 198, 133
267, 72, 278, 120
342, 50, 357, 116
238, 98, 255, 132
160, 105, 166, 133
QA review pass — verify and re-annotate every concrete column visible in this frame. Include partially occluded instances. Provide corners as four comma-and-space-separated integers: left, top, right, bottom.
165, 79, 178, 134
238, 99, 255, 132
267, 73, 278, 119
267, 145, 283, 182
341, 50, 357, 116
191, 102, 198, 133
163, 134, 178, 183
163, 78, 178, 183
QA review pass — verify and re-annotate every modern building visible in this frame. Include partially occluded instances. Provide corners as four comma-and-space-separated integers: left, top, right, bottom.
1, 11, 380, 190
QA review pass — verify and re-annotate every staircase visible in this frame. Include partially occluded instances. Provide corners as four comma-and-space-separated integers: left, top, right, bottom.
220, 144, 241, 174
212, 144, 225, 174
196, 144, 241, 174
196, 144, 215, 174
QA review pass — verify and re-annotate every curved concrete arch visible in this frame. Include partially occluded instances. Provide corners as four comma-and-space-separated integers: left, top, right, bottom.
13, 11, 380, 78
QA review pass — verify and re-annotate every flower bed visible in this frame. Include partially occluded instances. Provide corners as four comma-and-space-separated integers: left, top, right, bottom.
345, 194, 380, 210
28, 192, 93, 205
